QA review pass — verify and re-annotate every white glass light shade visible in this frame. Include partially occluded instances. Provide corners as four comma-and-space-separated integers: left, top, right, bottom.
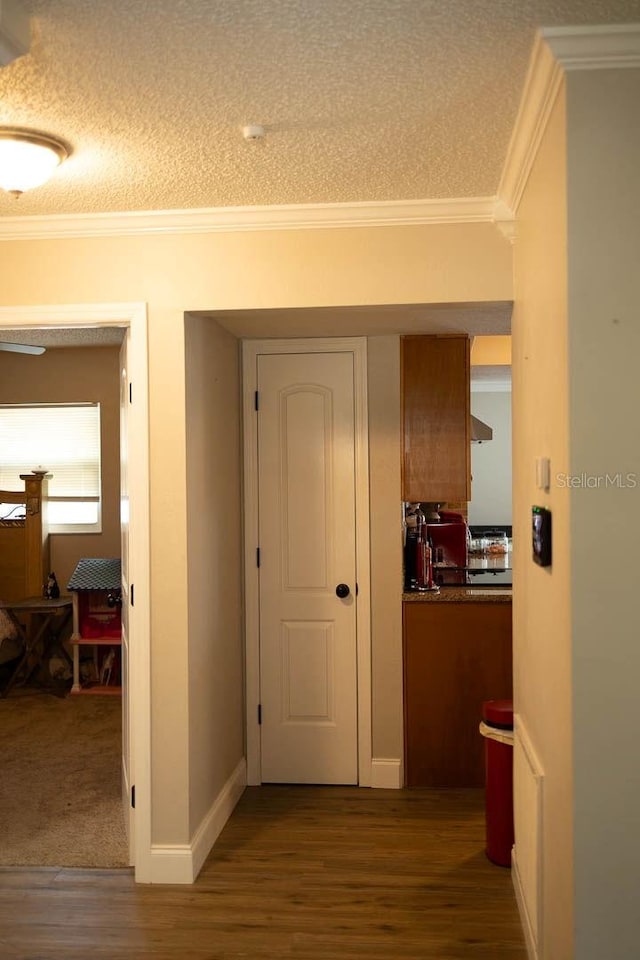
0, 130, 68, 195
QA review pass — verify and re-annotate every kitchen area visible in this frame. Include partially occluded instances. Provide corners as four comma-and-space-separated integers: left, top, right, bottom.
401, 334, 512, 788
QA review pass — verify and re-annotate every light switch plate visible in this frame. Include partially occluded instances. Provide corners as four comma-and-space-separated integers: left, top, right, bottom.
536, 457, 550, 492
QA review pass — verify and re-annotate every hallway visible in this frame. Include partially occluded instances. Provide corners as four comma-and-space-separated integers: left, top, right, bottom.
0, 785, 525, 959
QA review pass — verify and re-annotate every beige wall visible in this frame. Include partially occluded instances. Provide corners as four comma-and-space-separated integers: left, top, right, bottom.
512, 83, 574, 959
513, 60, 640, 960
470, 335, 512, 365
0, 221, 512, 847
0, 223, 512, 313
469, 390, 512, 527
0, 346, 121, 589
185, 315, 244, 837
566, 67, 640, 960
367, 337, 403, 760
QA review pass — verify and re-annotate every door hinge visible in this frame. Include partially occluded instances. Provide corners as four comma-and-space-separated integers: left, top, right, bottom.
258, 704, 262, 725
254, 390, 259, 411
130, 583, 134, 607
131, 785, 135, 808
356, 582, 359, 596
256, 547, 261, 567
129, 382, 132, 404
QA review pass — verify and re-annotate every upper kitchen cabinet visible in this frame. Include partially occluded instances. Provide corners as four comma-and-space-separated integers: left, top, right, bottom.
401, 335, 470, 503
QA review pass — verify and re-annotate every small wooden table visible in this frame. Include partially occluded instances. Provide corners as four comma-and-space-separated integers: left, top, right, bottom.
0, 596, 73, 698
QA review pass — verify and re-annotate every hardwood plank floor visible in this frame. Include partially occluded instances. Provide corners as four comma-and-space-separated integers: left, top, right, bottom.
0, 786, 526, 959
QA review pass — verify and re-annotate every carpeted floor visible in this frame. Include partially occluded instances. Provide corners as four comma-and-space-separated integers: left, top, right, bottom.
0, 689, 128, 868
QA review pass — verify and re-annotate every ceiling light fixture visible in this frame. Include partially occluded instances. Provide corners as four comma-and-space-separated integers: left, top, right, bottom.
0, 128, 69, 198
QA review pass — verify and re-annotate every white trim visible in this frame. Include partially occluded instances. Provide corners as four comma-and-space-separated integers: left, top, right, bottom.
353, 340, 372, 787
121, 754, 133, 867
512, 848, 539, 960
0, 301, 146, 328
370, 758, 403, 789
242, 337, 372, 788
140, 760, 246, 886
125, 308, 152, 883
147, 844, 194, 885
494, 217, 517, 245
0, 301, 152, 884
0, 196, 502, 241
471, 379, 511, 393
190, 759, 246, 881
513, 715, 545, 960
497, 31, 563, 215
498, 24, 640, 215
542, 23, 640, 71
242, 343, 261, 786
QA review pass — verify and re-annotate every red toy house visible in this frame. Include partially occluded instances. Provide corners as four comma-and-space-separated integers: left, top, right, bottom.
67, 558, 122, 694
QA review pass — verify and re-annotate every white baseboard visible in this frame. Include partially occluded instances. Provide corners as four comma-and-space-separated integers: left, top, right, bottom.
512, 848, 539, 960
149, 757, 247, 884
370, 758, 403, 789
147, 842, 195, 884
513, 716, 544, 955
190, 758, 247, 879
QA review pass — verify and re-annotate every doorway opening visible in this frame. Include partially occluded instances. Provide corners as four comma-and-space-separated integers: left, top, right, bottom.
0, 302, 151, 881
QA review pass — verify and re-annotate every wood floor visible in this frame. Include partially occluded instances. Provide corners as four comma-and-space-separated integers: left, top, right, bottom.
0, 786, 526, 959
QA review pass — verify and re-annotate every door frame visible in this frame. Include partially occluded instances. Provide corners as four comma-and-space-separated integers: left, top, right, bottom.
0, 301, 152, 880
242, 337, 372, 786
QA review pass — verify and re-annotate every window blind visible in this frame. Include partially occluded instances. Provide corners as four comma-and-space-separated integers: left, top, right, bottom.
0, 403, 101, 499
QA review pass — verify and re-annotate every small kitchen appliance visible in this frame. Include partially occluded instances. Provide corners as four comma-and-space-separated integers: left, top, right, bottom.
427, 510, 468, 585
403, 503, 439, 592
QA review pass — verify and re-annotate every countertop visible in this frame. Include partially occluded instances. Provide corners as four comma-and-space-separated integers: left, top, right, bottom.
403, 587, 512, 604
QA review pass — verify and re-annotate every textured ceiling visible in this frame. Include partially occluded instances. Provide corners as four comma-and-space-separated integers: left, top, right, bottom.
0, 0, 638, 217
0, 326, 124, 347
0, 302, 511, 348
208, 300, 512, 339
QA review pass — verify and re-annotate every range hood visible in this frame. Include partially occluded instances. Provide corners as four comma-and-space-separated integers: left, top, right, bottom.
471, 414, 493, 443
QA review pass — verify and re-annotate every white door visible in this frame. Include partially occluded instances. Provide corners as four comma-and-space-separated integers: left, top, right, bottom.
257, 351, 358, 784
119, 333, 134, 857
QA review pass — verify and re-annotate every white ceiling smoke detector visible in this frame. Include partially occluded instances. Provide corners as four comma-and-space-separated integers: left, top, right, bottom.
242, 125, 265, 141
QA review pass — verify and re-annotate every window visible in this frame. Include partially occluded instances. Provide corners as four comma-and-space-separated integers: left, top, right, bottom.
0, 403, 101, 533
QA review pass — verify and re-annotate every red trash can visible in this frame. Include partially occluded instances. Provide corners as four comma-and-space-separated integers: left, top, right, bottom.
480, 699, 514, 867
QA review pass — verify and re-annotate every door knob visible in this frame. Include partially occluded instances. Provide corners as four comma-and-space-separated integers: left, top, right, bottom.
335, 583, 350, 599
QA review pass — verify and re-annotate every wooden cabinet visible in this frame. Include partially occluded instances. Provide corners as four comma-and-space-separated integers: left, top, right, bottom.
401, 335, 470, 503
403, 600, 512, 787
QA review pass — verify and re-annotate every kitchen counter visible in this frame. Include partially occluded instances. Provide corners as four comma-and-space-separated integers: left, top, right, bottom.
403, 587, 512, 603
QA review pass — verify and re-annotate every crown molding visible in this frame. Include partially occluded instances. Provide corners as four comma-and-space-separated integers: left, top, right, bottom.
497, 31, 563, 215
542, 23, 640, 70
493, 198, 517, 244
0, 195, 510, 241
498, 23, 640, 214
